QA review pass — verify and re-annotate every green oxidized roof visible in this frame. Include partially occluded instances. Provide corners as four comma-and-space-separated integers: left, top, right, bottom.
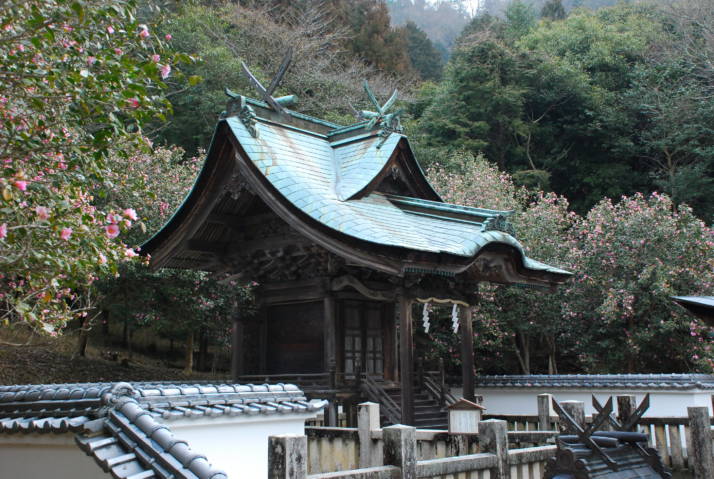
226, 114, 569, 277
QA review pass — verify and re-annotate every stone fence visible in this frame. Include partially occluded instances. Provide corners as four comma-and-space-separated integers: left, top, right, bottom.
271, 395, 714, 479
269, 420, 553, 479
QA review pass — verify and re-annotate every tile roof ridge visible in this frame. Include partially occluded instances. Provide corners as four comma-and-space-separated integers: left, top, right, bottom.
78, 393, 228, 479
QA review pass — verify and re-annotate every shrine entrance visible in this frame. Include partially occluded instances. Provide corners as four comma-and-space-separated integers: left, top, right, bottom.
339, 300, 393, 379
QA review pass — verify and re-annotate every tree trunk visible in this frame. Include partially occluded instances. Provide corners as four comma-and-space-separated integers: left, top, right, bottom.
184, 331, 194, 374
198, 329, 208, 372
626, 317, 635, 373
122, 317, 129, 348
76, 316, 91, 358
101, 310, 110, 347
512, 333, 531, 375
545, 335, 558, 374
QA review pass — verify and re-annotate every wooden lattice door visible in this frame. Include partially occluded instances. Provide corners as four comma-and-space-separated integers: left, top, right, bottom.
343, 301, 384, 377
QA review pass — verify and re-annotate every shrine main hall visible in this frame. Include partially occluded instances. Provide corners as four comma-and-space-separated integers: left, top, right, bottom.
143, 71, 571, 426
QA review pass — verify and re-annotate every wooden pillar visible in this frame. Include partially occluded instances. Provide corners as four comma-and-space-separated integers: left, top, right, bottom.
398, 291, 414, 425
323, 293, 336, 371
258, 305, 268, 374
230, 313, 244, 382
460, 303, 475, 402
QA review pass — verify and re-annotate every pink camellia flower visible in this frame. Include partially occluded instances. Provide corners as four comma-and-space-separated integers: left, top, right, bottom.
59, 227, 72, 240
0, 223, 7, 239
165, 34, 172, 41
139, 26, 150, 39
123, 208, 138, 221
98, 253, 107, 265
107, 26, 115, 34
125, 248, 138, 258
108, 213, 122, 224
14, 180, 27, 191
35, 206, 50, 220
160, 64, 171, 79
151, 54, 160, 63
87, 56, 96, 65
114, 48, 123, 56
127, 98, 139, 109
105, 224, 120, 239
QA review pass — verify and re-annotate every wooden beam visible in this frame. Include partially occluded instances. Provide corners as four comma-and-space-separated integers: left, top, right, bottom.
460, 304, 475, 402
399, 291, 414, 425
186, 239, 229, 254
323, 293, 336, 371
331, 275, 396, 302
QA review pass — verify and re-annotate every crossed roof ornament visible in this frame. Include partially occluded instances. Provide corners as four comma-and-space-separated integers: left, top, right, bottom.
356, 81, 403, 132
227, 48, 296, 115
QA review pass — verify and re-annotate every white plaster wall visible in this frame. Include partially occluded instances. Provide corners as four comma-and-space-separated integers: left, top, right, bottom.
452, 388, 714, 417
0, 434, 104, 479
165, 413, 315, 478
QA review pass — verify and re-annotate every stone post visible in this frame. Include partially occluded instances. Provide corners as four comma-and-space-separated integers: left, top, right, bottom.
268, 434, 307, 479
617, 395, 637, 431
537, 393, 554, 431
688, 406, 714, 479
358, 402, 381, 468
479, 419, 510, 479
383, 424, 417, 479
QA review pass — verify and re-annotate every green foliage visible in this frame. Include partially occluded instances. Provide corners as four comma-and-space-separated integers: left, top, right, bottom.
404, 21, 444, 81
416, 3, 714, 218
418, 39, 526, 169
504, 1, 537, 40
541, 0, 567, 20
0, 0, 188, 332
345, 0, 413, 76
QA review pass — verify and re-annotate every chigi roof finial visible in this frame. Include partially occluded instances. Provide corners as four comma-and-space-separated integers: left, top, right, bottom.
227, 48, 297, 115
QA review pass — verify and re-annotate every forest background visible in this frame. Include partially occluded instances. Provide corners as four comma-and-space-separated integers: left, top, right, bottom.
0, 0, 712, 379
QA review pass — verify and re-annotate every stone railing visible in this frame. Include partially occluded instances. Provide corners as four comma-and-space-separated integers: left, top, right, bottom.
270, 420, 554, 479
304, 402, 557, 475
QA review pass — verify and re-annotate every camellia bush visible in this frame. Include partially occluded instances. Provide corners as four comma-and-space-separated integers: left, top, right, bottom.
0, 0, 189, 332
563, 193, 714, 373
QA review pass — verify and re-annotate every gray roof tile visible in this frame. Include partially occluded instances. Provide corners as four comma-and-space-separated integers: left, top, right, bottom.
1, 381, 326, 479
473, 374, 714, 390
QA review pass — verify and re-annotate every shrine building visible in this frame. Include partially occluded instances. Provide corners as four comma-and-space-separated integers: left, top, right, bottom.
143, 60, 571, 427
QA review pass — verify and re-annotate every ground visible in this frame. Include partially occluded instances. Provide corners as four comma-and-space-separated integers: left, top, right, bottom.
0, 328, 220, 385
